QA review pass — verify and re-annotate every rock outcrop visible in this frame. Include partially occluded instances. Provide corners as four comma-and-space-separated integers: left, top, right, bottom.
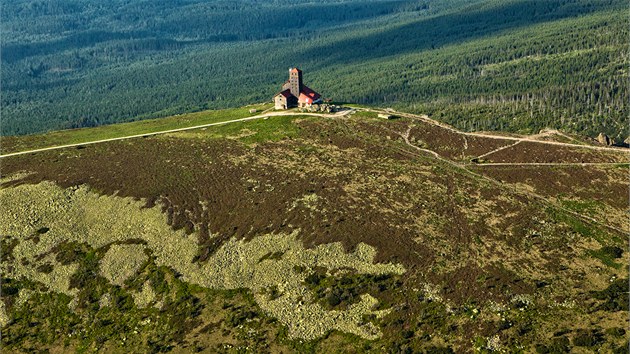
596, 133, 613, 146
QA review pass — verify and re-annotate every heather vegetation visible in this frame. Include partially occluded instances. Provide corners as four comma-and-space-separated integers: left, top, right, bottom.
0, 181, 405, 346
1, 110, 628, 352
2, 1, 628, 350
3, 0, 627, 139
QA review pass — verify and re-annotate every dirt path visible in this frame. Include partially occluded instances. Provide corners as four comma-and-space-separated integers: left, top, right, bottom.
5, 107, 624, 159
474, 141, 523, 160
541, 128, 591, 145
0, 110, 353, 158
394, 124, 623, 169
398, 125, 453, 163
468, 162, 626, 167
363, 108, 629, 154
392, 123, 627, 235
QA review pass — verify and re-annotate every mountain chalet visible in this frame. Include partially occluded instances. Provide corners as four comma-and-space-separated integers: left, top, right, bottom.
274, 68, 322, 110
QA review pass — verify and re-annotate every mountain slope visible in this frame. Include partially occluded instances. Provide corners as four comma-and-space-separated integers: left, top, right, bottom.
2, 0, 627, 139
1, 107, 627, 352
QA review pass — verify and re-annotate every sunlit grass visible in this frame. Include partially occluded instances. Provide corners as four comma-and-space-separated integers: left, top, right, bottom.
2, 103, 272, 154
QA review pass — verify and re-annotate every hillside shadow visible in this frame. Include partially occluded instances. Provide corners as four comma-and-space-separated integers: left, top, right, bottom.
293, 0, 620, 69
2, 0, 414, 64
2, 30, 201, 64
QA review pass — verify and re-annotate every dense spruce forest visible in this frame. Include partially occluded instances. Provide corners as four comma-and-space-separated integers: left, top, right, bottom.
2, 0, 628, 140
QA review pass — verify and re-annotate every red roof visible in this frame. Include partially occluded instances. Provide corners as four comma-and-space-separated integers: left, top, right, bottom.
298, 85, 321, 103
290, 67, 302, 73
276, 89, 292, 98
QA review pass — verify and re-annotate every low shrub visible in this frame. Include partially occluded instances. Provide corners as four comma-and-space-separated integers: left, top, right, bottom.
573, 329, 604, 347
535, 337, 569, 353
591, 278, 629, 312
600, 246, 624, 259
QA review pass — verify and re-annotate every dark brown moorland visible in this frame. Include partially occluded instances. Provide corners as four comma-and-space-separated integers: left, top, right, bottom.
1, 109, 628, 353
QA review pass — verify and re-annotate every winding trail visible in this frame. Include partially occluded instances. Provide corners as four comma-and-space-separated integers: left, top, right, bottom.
391, 123, 627, 235
474, 140, 523, 160
4, 106, 625, 159
0, 110, 353, 159
2, 106, 626, 234
467, 162, 626, 167
362, 108, 629, 153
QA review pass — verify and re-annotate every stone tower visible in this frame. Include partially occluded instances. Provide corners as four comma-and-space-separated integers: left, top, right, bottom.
289, 68, 303, 97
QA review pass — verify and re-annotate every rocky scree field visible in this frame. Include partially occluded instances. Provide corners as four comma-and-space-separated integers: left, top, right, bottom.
0, 110, 628, 353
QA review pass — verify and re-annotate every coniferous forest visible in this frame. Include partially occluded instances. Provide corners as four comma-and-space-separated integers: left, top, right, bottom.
3, 0, 628, 140
2, 2, 629, 353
